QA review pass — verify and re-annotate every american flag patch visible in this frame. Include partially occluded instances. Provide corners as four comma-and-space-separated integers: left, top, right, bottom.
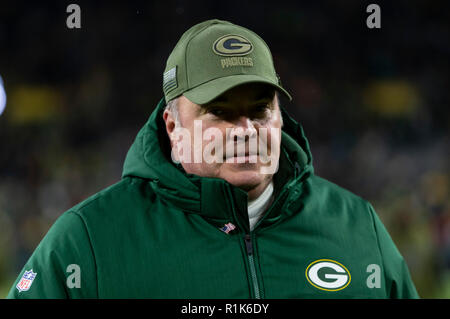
16, 269, 37, 292
220, 222, 236, 234
163, 66, 177, 93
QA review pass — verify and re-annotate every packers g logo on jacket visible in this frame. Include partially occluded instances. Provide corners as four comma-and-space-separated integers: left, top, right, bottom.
212, 34, 253, 56
306, 259, 351, 291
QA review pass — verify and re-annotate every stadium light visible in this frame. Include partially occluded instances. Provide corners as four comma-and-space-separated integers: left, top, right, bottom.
0, 75, 6, 116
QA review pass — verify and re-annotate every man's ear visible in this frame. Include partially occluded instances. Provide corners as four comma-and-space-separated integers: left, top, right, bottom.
163, 109, 183, 163
163, 109, 176, 135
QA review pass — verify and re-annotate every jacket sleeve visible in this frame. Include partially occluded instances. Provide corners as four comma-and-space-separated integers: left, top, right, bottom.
6, 211, 97, 299
369, 204, 420, 299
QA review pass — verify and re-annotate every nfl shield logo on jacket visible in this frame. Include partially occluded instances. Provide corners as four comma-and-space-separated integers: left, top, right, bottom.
16, 270, 37, 292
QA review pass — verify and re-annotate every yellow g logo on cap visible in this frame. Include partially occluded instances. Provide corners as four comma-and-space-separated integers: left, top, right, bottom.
212, 34, 253, 56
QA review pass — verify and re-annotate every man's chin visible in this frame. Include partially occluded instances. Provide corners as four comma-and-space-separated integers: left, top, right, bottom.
220, 169, 264, 191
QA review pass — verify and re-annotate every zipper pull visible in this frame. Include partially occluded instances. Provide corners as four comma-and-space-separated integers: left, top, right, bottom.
244, 234, 253, 255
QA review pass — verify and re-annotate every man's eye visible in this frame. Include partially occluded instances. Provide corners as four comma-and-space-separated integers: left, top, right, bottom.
253, 104, 270, 115
209, 109, 226, 117
255, 104, 269, 112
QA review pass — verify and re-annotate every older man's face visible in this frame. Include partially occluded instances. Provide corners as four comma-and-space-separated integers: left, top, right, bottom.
163, 83, 282, 200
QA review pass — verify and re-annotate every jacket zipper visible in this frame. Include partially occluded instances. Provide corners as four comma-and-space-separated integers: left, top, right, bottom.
244, 234, 261, 299
224, 184, 262, 299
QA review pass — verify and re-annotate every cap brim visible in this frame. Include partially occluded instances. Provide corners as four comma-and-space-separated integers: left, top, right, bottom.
183, 74, 292, 105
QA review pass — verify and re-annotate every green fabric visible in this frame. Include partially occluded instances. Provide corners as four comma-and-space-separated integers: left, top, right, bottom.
7, 98, 418, 299
163, 19, 292, 104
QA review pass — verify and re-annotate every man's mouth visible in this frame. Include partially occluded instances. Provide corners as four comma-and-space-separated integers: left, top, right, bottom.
224, 149, 259, 163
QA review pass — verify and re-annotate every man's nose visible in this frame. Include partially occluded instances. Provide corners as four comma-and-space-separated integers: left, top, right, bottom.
232, 116, 257, 142
235, 116, 257, 130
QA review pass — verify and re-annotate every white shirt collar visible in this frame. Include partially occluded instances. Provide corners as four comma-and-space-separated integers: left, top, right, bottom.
247, 181, 274, 231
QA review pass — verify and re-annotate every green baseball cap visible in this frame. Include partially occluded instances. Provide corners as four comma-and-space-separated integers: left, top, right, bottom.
163, 19, 292, 104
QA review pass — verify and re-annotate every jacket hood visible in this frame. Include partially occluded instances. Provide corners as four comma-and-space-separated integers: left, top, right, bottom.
122, 98, 314, 222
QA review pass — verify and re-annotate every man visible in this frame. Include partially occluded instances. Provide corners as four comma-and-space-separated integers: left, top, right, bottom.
8, 19, 418, 298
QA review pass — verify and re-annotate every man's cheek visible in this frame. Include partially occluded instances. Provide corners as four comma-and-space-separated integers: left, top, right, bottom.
260, 150, 280, 174
202, 127, 225, 164
259, 127, 281, 153
171, 127, 193, 164
258, 128, 281, 175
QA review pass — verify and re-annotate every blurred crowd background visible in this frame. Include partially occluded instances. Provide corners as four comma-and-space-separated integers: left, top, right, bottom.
0, 1, 448, 298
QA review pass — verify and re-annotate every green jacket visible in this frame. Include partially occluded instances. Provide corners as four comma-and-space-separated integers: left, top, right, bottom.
7, 98, 419, 299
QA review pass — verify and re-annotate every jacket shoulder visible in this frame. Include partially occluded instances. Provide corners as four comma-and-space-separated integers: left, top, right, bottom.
309, 174, 371, 210
69, 177, 155, 218
7, 209, 97, 298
